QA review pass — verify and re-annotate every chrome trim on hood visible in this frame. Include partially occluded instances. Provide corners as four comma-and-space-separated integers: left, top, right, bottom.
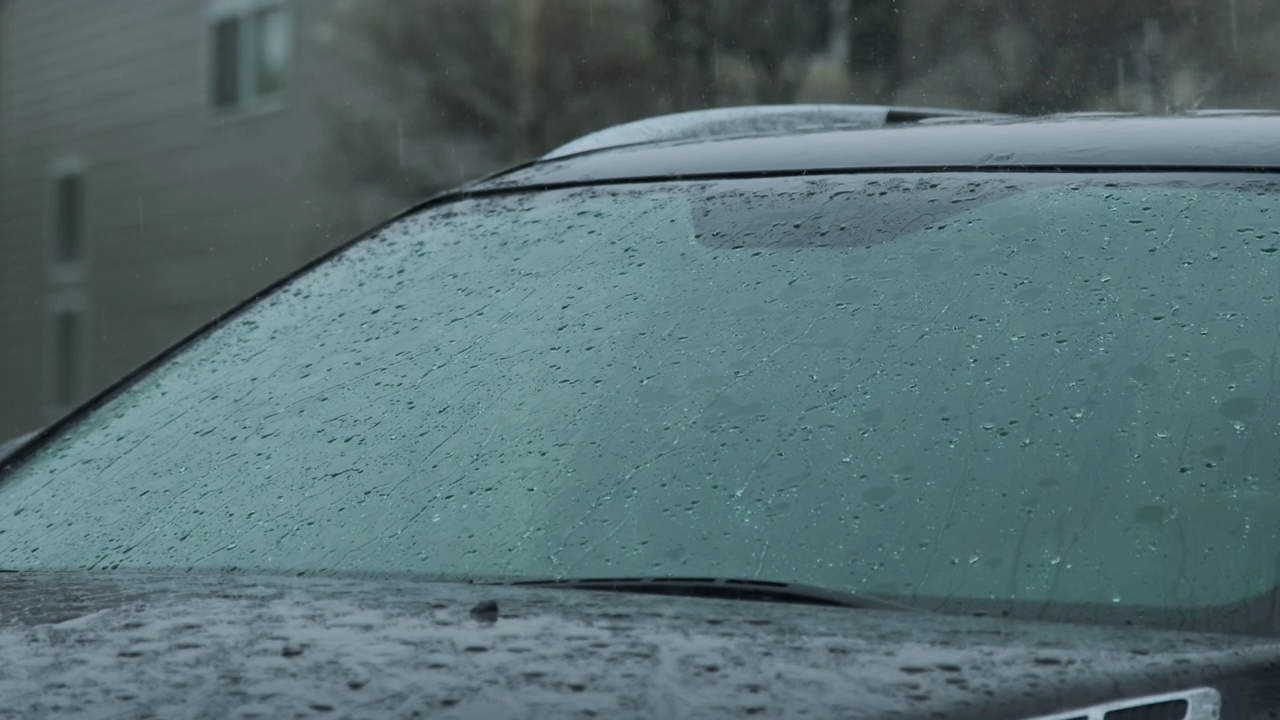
1027, 687, 1219, 720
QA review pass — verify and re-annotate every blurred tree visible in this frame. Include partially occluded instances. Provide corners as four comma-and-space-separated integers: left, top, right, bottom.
893, 0, 1255, 114
710, 0, 829, 104
846, 0, 901, 102
650, 0, 832, 108
328, 0, 848, 200
1001, 0, 1206, 112
326, 0, 669, 198
327, 0, 1280, 204
650, 0, 716, 110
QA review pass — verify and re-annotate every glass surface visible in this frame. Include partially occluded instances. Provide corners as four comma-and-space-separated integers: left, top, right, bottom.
52, 309, 81, 407
211, 17, 240, 108
5, 173, 1280, 633
251, 7, 289, 98
53, 173, 83, 265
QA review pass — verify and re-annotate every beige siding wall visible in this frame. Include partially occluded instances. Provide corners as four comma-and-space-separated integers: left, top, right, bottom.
0, 0, 395, 439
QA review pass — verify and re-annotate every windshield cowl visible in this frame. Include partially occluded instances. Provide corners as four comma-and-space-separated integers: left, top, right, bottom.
488, 576, 919, 612
3, 570, 1277, 720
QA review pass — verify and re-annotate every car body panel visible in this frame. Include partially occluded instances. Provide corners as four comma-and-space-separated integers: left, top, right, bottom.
1, 572, 1279, 719
474, 115, 1280, 192
541, 104, 1010, 159
9, 116, 1280, 719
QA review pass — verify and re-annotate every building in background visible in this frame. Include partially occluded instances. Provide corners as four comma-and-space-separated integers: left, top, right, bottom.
3, 0, 1279, 441
0, 0, 399, 438
0, 0, 860, 441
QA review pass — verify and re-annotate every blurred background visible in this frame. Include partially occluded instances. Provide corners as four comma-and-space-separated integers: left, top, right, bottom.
2, 0, 1279, 440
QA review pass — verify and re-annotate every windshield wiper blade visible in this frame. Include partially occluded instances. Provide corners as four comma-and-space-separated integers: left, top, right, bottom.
487, 576, 918, 612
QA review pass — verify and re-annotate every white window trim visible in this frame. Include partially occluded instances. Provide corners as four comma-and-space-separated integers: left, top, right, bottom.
47, 155, 89, 285
44, 289, 89, 422
203, 0, 292, 119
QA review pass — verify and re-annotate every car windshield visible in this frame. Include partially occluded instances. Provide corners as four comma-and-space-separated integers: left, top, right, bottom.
4, 172, 1280, 634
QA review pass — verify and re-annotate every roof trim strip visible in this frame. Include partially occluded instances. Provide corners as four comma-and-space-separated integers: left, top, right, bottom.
542, 104, 1009, 160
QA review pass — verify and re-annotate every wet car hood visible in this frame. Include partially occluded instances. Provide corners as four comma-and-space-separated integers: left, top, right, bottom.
1, 572, 1277, 719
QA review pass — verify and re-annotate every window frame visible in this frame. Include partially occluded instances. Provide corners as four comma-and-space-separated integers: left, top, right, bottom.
204, 0, 292, 117
47, 155, 89, 285
43, 289, 88, 422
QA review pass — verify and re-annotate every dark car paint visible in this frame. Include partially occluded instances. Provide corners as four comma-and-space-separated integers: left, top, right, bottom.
474, 114, 1280, 192
8, 115, 1280, 718
1, 572, 1278, 719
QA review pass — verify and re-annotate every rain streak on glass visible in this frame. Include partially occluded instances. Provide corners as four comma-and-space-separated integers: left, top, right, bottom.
2, 175, 1280, 630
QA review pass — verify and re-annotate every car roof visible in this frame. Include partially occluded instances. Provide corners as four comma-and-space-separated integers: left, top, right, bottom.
472, 112, 1280, 192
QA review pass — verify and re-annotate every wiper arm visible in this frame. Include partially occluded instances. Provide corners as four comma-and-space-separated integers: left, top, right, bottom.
487, 576, 918, 612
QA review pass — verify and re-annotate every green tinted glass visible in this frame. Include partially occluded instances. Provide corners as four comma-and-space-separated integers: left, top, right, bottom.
4, 175, 1280, 631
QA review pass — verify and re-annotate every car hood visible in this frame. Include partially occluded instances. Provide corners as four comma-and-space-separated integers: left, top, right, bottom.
1, 572, 1277, 719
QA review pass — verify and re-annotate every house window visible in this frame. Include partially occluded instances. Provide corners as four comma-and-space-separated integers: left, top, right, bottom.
209, 2, 290, 112
212, 17, 241, 108
47, 159, 89, 415
251, 6, 290, 97
48, 299, 86, 414
53, 162, 85, 263
52, 164, 85, 267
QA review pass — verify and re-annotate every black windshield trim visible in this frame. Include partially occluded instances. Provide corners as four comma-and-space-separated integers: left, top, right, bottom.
486, 576, 919, 612
469, 164, 1280, 199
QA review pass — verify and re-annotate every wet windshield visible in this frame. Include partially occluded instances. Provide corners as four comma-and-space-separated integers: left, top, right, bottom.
3, 173, 1280, 633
